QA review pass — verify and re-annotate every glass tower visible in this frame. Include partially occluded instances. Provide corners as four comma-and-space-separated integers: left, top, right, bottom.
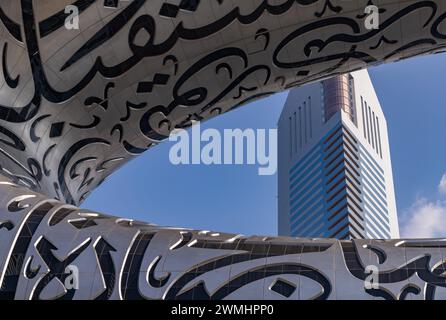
278, 70, 399, 239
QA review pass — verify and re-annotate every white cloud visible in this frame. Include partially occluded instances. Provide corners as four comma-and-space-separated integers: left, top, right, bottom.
439, 173, 446, 194
400, 198, 446, 238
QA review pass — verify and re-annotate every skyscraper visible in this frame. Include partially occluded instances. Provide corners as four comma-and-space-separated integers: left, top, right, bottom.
278, 70, 399, 239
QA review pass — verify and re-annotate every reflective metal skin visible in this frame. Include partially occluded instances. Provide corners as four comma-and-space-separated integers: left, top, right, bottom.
0, 0, 446, 299
2, 176, 446, 300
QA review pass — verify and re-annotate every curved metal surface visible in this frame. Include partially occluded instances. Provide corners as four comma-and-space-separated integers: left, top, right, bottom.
1, 175, 446, 300
0, 0, 445, 299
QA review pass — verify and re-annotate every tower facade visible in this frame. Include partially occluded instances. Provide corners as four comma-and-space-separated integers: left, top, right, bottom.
278, 70, 399, 239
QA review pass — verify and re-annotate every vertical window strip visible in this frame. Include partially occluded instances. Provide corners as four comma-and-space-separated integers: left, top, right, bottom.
293, 112, 297, 153
304, 102, 307, 144
321, 84, 325, 123
299, 107, 303, 149
289, 117, 292, 158
368, 106, 374, 148
309, 96, 313, 138
361, 96, 367, 139
376, 116, 383, 158
348, 76, 356, 125
372, 112, 379, 155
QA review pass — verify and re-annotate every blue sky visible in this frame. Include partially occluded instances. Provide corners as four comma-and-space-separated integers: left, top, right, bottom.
83, 53, 446, 238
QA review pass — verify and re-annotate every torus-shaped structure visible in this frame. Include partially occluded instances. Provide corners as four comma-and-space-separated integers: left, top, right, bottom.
0, 0, 446, 300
